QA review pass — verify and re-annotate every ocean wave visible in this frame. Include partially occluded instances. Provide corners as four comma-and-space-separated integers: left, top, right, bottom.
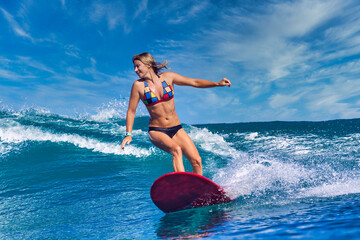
89, 98, 147, 122
188, 126, 246, 160
236, 131, 360, 159
1, 108, 360, 203
0, 119, 152, 157
213, 151, 360, 200
192, 126, 360, 201
213, 155, 313, 200
297, 177, 360, 198
187, 126, 311, 199
0, 143, 13, 157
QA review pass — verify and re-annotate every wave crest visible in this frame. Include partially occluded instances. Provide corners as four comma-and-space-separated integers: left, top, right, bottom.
0, 119, 152, 157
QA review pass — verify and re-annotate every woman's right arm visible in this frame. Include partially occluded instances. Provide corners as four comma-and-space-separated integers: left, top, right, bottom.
121, 81, 141, 150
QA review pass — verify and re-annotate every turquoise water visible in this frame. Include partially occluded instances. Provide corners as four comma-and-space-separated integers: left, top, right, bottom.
1, 109, 360, 239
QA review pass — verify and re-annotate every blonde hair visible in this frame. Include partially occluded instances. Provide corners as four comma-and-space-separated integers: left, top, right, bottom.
132, 52, 168, 74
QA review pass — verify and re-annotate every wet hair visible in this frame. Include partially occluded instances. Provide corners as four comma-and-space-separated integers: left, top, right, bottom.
132, 52, 168, 74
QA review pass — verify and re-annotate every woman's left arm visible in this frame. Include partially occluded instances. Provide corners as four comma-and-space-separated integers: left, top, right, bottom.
167, 72, 231, 88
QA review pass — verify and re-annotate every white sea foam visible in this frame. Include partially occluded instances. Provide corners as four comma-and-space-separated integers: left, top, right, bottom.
187, 126, 309, 200
242, 133, 322, 157
0, 143, 12, 156
90, 99, 128, 121
213, 156, 313, 200
0, 119, 152, 157
20, 107, 52, 115
297, 178, 360, 198
91, 108, 126, 122
187, 126, 360, 200
245, 132, 259, 140
182, 125, 360, 201
90, 99, 147, 122
108, 125, 147, 137
241, 132, 360, 158
188, 126, 246, 160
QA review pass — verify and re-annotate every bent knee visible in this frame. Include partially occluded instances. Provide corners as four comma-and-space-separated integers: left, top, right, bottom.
171, 145, 182, 157
190, 156, 202, 167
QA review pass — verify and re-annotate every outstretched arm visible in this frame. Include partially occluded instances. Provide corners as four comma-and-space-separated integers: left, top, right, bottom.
167, 72, 231, 88
121, 82, 141, 150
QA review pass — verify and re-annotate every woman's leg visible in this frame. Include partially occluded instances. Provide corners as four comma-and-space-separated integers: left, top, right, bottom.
148, 131, 185, 172
172, 129, 202, 175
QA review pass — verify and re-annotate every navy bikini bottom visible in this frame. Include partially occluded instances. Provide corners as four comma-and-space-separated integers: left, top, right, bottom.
148, 125, 183, 138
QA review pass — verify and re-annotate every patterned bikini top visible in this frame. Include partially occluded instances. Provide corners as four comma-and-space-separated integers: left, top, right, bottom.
143, 79, 174, 106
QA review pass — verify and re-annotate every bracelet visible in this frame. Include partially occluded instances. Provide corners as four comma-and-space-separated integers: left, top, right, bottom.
125, 132, 133, 137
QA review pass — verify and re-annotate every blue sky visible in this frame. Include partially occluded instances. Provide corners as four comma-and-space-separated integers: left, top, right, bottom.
1, 0, 360, 123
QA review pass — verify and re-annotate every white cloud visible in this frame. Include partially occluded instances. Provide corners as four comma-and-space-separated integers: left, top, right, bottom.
168, 1, 210, 24
324, 4, 360, 46
64, 45, 81, 58
17, 56, 55, 74
0, 7, 33, 41
133, 0, 148, 19
0, 55, 57, 81
0, 68, 32, 80
0, 56, 39, 80
309, 78, 360, 109
267, 76, 360, 120
260, 0, 342, 38
166, 0, 360, 121
1, 0, 359, 122
307, 59, 360, 83
154, 39, 184, 49
89, 1, 127, 32
204, 0, 347, 82
200, 89, 233, 109
269, 93, 303, 109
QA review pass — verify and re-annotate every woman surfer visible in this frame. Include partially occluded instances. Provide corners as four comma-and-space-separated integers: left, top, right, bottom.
121, 53, 231, 175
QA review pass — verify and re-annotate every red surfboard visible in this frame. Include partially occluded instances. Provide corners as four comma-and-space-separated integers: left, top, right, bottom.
150, 172, 232, 213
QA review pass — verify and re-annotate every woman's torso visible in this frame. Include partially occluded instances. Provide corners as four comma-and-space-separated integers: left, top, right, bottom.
139, 73, 181, 128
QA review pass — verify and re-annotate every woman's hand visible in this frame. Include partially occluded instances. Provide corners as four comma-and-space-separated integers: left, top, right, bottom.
218, 78, 231, 87
121, 136, 132, 150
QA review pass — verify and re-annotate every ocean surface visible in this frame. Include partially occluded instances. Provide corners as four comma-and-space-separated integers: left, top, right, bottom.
1, 108, 360, 239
